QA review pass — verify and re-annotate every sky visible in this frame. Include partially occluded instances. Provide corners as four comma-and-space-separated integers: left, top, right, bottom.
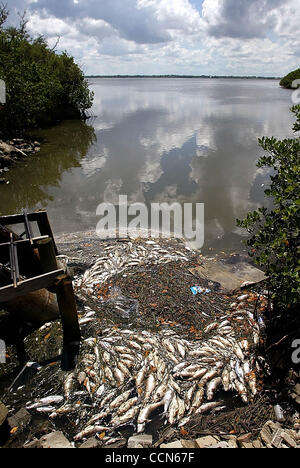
5, 0, 300, 76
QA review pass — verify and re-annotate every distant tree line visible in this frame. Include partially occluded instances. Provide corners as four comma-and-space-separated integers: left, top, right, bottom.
86, 74, 280, 79
280, 69, 300, 89
0, 5, 93, 136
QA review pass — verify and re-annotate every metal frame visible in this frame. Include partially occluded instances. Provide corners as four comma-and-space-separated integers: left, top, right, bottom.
0, 211, 80, 370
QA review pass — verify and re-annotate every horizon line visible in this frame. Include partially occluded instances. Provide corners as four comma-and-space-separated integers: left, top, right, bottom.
85, 74, 282, 79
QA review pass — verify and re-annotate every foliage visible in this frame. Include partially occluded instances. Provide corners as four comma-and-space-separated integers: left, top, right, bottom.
0, 5, 93, 134
237, 106, 300, 312
280, 69, 300, 89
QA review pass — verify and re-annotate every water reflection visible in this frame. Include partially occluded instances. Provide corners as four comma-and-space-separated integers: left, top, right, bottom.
0, 78, 294, 252
0, 120, 96, 212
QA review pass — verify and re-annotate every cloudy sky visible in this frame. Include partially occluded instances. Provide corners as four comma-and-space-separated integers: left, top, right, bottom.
5, 0, 300, 76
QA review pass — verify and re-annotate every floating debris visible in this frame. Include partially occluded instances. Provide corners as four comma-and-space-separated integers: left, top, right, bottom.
190, 286, 211, 295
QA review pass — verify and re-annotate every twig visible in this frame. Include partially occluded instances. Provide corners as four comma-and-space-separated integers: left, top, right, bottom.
266, 335, 289, 352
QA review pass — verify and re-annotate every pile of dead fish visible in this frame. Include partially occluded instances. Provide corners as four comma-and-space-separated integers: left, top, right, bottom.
26, 315, 262, 443
24, 239, 264, 444
74, 240, 192, 298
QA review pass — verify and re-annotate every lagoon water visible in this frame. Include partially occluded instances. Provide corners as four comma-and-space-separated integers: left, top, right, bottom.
0, 78, 295, 253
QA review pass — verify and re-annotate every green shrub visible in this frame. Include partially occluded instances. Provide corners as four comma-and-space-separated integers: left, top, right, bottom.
280, 69, 300, 89
0, 6, 93, 134
237, 105, 300, 312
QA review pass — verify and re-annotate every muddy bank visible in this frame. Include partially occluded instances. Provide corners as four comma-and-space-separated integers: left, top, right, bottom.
0, 234, 299, 448
0, 139, 41, 184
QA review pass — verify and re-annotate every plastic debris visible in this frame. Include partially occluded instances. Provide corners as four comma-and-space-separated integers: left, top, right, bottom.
190, 286, 211, 295
274, 405, 285, 423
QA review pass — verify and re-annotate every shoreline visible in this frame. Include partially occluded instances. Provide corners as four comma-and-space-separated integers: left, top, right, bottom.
0, 138, 41, 184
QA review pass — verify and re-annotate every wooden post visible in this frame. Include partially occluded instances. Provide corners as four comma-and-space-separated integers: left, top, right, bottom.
36, 238, 58, 274
36, 212, 58, 255
55, 274, 81, 371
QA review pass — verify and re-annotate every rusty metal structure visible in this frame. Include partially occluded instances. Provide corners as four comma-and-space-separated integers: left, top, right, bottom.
0, 211, 80, 370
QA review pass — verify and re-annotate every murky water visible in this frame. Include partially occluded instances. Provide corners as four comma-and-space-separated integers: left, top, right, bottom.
0, 78, 295, 253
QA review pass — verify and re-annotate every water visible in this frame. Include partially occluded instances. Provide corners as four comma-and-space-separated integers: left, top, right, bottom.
0, 78, 295, 253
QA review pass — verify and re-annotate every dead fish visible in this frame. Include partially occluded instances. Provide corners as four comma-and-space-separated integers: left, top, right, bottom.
110, 390, 132, 410
222, 368, 231, 392
117, 397, 139, 416
111, 406, 140, 427
195, 401, 223, 414
64, 372, 76, 399
178, 416, 191, 428
189, 388, 205, 413
49, 405, 76, 418
144, 374, 156, 400
87, 410, 110, 426
135, 366, 147, 388
205, 323, 218, 333
36, 406, 56, 414
113, 367, 125, 386
163, 388, 174, 413
74, 425, 112, 441
167, 395, 179, 424
206, 377, 222, 400
26, 396, 64, 409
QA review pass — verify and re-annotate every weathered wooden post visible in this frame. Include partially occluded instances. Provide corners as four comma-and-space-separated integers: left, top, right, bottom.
37, 237, 81, 370
55, 274, 81, 371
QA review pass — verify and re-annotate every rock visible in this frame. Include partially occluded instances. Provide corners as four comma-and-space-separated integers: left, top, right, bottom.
237, 433, 252, 446
8, 408, 31, 430
153, 427, 177, 448
281, 431, 297, 448
252, 440, 263, 449
40, 431, 74, 449
24, 439, 42, 449
104, 438, 127, 448
195, 436, 220, 448
128, 434, 153, 448
208, 441, 231, 449
240, 442, 255, 449
80, 437, 100, 449
180, 440, 197, 448
260, 425, 273, 446
0, 401, 8, 426
271, 429, 283, 448
221, 435, 237, 441
189, 259, 266, 293
227, 439, 238, 448
160, 440, 184, 449
260, 421, 282, 446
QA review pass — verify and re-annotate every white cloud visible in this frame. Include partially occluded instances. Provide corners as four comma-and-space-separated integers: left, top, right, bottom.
4, 0, 300, 75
